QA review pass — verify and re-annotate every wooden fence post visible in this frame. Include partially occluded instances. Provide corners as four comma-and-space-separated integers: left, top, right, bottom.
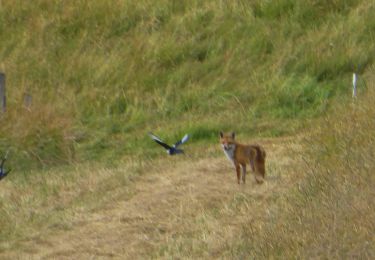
24, 92, 32, 109
0, 73, 6, 113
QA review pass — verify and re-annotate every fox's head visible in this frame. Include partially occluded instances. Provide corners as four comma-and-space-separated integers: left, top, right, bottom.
219, 132, 236, 151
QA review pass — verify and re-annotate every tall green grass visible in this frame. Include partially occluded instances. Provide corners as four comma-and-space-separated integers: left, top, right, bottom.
233, 72, 375, 258
0, 0, 374, 169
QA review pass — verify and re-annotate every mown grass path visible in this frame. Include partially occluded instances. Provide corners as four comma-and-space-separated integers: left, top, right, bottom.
1, 137, 299, 259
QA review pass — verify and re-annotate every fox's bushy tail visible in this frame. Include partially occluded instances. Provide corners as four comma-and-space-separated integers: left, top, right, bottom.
253, 145, 266, 183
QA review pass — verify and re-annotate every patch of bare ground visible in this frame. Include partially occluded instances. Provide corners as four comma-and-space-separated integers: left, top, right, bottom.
1, 137, 301, 259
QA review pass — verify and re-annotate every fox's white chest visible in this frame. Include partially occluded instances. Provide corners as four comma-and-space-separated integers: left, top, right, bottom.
222, 145, 236, 163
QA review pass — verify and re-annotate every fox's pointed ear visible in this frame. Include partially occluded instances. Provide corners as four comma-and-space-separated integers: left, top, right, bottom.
219, 131, 224, 138
231, 132, 235, 139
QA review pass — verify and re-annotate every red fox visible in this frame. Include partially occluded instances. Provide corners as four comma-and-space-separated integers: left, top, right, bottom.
220, 132, 266, 184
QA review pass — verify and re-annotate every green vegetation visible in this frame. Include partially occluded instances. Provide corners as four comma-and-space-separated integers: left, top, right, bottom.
1, 0, 374, 168
0, 0, 374, 258
232, 79, 375, 259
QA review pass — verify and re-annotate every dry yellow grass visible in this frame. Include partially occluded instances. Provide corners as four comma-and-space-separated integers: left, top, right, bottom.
0, 137, 299, 259
1, 2, 374, 258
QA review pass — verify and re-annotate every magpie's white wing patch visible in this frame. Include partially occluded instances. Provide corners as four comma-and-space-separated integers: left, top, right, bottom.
148, 132, 172, 150
180, 134, 190, 144
148, 132, 164, 143
174, 134, 190, 147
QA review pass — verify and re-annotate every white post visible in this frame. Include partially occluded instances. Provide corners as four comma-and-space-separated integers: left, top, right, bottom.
352, 73, 357, 98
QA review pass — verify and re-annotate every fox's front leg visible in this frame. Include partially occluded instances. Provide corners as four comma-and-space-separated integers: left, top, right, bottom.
241, 164, 246, 184
235, 164, 241, 184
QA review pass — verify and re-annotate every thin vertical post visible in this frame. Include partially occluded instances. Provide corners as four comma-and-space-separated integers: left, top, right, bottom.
24, 92, 32, 109
0, 73, 6, 113
352, 73, 357, 98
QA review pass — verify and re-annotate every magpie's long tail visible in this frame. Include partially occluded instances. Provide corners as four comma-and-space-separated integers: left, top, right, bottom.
1, 150, 9, 169
0, 158, 5, 169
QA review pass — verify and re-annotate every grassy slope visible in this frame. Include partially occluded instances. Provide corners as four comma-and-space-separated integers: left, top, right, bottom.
1, 0, 374, 167
0, 0, 374, 258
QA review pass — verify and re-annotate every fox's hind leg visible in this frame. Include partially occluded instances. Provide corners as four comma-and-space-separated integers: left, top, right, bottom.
249, 159, 255, 172
250, 158, 264, 184
254, 160, 265, 184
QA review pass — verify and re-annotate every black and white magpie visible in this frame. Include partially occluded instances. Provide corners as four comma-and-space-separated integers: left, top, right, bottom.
148, 132, 190, 155
0, 154, 11, 181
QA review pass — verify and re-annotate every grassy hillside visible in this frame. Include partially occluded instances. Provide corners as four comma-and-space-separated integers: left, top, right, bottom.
1, 0, 374, 169
0, 1, 375, 258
